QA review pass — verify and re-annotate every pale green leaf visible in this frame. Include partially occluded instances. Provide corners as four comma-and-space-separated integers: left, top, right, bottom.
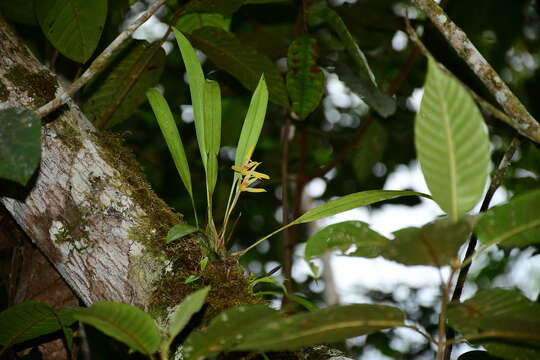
165, 287, 210, 346
234, 75, 269, 169
176, 13, 231, 34
74, 302, 160, 356
173, 28, 207, 167
36, 0, 107, 62
305, 221, 388, 261
146, 89, 194, 203
234, 304, 404, 351
0, 108, 41, 185
0, 302, 76, 350
166, 223, 199, 244
415, 57, 490, 221
184, 275, 200, 284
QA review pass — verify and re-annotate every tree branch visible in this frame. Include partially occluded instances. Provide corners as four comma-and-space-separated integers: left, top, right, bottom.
411, 0, 540, 143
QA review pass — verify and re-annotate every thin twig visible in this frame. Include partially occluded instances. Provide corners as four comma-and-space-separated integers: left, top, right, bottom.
411, 0, 540, 143
282, 116, 293, 295
437, 265, 458, 360
36, 0, 168, 118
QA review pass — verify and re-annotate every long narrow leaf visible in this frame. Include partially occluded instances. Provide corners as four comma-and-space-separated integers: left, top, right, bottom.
146, 89, 194, 201
234, 75, 268, 170
173, 28, 207, 167
204, 80, 221, 197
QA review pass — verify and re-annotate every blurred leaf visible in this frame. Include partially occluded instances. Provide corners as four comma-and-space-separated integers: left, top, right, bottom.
234, 76, 268, 170
415, 58, 489, 221
292, 190, 429, 225
448, 289, 540, 360
184, 275, 200, 284
352, 120, 387, 182
458, 351, 504, 360
74, 302, 160, 356
0, 0, 36, 25
189, 27, 289, 108
184, 0, 244, 14
183, 305, 281, 360
305, 221, 389, 261
245, 0, 290, 3
285, 294, 319, 312
221, 97, 248, 146
0, 301, 76, 351
286, 35, 325, 119
0, 108, 41, 185
176, 12, 231, 34
146, 89, 194, 207
381, 218, 472, 267
101, 0, 130, 45
36, 0, 107, 62
164, 287, 210, 349
83, 41, 165, 128
203, 79, 222, 197
173, 28, 207, 167
250, 276, 286, 294
166, 223, 199, 244
475, 189, 540, 248
234, 304, 404, 351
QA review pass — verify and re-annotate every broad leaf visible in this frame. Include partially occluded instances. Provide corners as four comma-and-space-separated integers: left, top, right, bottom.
74, 302, 160, 356
475, 189, 540, 248
176, 13, 231, 34
183, 305, 281, 360
147, 89, 194, 206
166, 223, 199, 244
381, 218, 472, 267
352, 120, 387, 182
234, 304, 405, 351
286, 35, 325, 119
234, 75, 268, 170
415, 57, 490, 221
0, 108, 41, 185
448, 289, 540, 360
203, 80, 222, 197
184, 0, 244, 14
305, 221, 388, 261
0, 301, 76, 349
189, 26, 289, 108
173, 28, 207, 167
163, 287, 210, 350
83, 41, 166, 128
36, 0, 107, 63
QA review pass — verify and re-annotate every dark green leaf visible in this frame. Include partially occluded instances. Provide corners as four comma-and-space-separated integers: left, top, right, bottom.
190, 27, 289, 108
352, 120, 387, 182
176, 13, 231, 34
74, 302, 160, 356
166, 223, 199, 244
286, 35, 325, 119
83, 41, 166, 128
458, 351, 504, 360
305, 221, 388, 261
36, 0, 107, 62
448, 289, 540, 360
415, 57, 490, 221
0, 108, 41, 185
183, 305, 281, 359
0, 0, 36, 25
475, 189, 540, 248
184, 0, 244, 14
0, 301, 76, 349
235, 304, 405, 351
381, 218, 472, 267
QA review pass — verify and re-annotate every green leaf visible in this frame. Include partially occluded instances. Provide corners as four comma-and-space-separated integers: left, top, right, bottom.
234, 304, 405, 351
74, 302, 160, 356
147, 89, 194, 207
166, 223, 199, 244
184, 275, 200, 284
173, 28, 208, 167
183, 0, 244, 14
183, 305, 281, 360
189, 26, 289, 108
305, 221, 389, 261
448, 289, 540, 360
381, 217, 472, 267
36, 0, 107, 63
293, 190, 429, 225
415, 57, 490, 221
234, 75, 269, 169
0, 108, 41, 185
203, 79, 222, 197
475, 189, 540, 248
285, 294, 319, 312
176, 13, 231, 34
164, 287, 210, 348
0, 301, 76, 350
286, 35, 325, 119
83, 41, 166, 128
352, 120, 387, 182
244, 0, 290, 3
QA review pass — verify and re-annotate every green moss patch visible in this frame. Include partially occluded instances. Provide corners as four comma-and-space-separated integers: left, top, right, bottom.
5, 64, 57, 106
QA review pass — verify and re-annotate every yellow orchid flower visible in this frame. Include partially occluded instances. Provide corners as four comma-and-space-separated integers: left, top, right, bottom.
231, 146, 270, 192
